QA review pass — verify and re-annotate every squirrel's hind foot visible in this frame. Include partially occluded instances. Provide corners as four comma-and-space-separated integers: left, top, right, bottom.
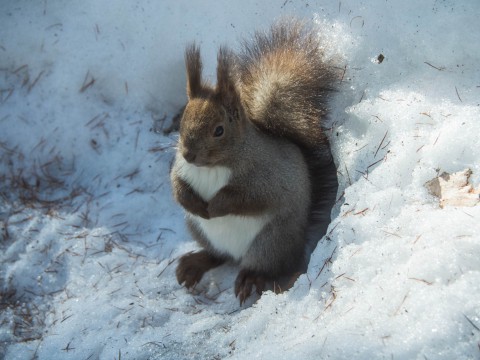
176, 250, 224, 289
234, 269, 267, 305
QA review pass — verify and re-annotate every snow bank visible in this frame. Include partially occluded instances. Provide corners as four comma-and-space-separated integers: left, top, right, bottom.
1, 0, 479, 359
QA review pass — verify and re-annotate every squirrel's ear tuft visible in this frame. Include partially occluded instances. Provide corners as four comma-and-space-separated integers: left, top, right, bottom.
185, 43, 203, 99
216, 47, 240, 112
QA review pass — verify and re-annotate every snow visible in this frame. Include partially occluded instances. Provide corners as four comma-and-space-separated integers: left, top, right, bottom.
1, 0, 479, 359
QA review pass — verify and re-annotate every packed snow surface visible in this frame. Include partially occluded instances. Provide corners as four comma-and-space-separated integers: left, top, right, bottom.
1, 1, 479, 359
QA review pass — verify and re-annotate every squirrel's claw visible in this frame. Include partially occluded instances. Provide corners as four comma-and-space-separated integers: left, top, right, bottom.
176, 253, 203, 289
176, 251, 224, 290
234, 269, 266, 305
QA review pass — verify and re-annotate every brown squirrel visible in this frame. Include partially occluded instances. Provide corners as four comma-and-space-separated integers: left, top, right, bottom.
170, 19, 338, 304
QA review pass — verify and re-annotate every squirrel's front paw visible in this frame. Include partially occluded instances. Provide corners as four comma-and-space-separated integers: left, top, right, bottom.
207, 196, 231, 218
174, 178, 210, 219
186, 200, 210, 219
234, 269, 266, 305
176, 251, 224, 289
178, 194, 210, 219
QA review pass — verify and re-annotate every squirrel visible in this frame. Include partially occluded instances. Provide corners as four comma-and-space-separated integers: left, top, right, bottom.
170, 19, 338, 304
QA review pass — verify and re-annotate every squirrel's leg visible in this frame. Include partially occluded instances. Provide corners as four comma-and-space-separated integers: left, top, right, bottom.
172, 176, 209, 219
235, 217, 306, 303
176, 250, 225, 289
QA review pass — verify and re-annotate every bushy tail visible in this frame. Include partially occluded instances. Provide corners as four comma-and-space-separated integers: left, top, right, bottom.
238, 19, 337, 150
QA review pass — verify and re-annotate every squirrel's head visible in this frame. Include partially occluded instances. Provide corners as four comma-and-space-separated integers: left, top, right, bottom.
179, 45, 247, 167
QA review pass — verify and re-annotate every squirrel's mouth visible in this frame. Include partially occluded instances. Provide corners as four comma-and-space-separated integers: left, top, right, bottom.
181, 154, 211, 168
180, 145, 219, 168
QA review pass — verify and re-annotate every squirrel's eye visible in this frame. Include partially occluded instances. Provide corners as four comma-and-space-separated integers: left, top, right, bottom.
213, 125, 224, 137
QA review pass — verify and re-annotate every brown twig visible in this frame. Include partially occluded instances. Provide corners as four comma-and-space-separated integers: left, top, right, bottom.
315, 246, 337, 280
393, 293, 408, 315
424, 62, 445, 71
374, 131, 388, 158
455, 86, 462, 102
408, 277, 432, 285
80, 71, 95, 92
28, 71, 45, 92
353, 208, 369, 216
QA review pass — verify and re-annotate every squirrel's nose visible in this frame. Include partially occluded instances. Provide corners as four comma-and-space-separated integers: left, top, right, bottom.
182, 149, 196, 163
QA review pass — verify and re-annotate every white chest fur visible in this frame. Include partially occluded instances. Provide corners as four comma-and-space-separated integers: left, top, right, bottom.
190, 214, 270, 260
173, 154, 232, 201
173, 154, 270, 260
